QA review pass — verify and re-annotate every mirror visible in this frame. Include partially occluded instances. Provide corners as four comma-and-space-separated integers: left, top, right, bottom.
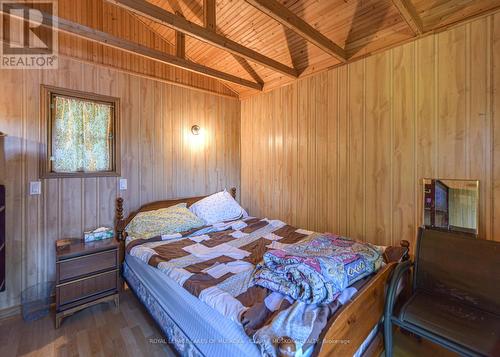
422, 179, 479, 235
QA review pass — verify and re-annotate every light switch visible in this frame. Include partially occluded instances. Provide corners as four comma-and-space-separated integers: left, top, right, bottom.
29, 181, 41, 195
119, 178, 127, 191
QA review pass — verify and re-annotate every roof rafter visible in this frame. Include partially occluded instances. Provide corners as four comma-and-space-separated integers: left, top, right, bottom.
176, 31, 185, 58
204, 0, 216, 32
107, 0, 297, 78
0, 6, 263, 91
175, 11, 186, 59
391, 0, 423, 35
244, 0, 346, 63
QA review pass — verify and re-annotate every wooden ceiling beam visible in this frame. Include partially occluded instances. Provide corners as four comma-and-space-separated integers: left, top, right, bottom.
244, 0, 346, 63
0, 7, 263, 91
175, 12, 186, 59
201, 0, 264, 89
391, 0, 423, 35
176, 31, 185, 58
204, 0, 216, 32
107, 0, 297, 78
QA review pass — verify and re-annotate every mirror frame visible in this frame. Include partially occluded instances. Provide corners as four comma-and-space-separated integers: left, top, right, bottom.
421, 178, 479, 235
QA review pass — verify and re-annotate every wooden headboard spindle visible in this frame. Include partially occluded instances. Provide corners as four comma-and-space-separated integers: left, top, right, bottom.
115, 197, 124, 241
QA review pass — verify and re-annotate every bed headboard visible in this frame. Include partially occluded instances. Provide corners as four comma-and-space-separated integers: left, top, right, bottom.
115, 187, 237, 242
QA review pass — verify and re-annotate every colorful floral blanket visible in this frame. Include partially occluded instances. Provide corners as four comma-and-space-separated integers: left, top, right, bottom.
251, 234, 384, 304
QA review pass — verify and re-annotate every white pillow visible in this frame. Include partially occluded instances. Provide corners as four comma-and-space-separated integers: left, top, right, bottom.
189, 190, 247, 225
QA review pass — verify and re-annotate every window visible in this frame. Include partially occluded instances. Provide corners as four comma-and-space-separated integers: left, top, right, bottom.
40, 86, 120, 178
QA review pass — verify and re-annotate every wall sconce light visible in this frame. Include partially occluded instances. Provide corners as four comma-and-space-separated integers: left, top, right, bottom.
191, 125, 200, 135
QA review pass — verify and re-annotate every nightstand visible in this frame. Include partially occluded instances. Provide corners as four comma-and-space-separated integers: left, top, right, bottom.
55, 238, 119, 328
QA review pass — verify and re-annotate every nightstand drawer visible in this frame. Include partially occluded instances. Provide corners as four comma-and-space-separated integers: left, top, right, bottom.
57, 249, 117, 282
57, 269, 118, 307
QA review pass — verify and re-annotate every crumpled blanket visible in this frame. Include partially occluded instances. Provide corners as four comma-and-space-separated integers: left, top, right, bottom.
251, 233, 384, 304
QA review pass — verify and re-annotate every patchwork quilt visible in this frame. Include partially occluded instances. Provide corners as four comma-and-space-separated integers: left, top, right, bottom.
127, 217, 306, 323
126, 217, 402, 356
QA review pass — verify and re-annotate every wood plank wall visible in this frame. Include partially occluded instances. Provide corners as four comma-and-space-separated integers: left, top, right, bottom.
241, 13, 500, 248
0, 57, 240, 311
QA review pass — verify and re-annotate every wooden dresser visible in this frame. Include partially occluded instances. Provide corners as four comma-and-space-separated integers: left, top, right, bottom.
55, 238, 119, 328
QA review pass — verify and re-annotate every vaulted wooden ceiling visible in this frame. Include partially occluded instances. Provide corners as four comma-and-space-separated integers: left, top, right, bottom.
111, 0, 500, 97
6, 0, 500, 98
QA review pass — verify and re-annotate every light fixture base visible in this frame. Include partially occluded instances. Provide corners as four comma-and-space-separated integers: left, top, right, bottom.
191, 125, 200, 135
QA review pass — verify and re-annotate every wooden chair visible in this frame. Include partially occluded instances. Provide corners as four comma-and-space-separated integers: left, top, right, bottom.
384, 227, 500, 357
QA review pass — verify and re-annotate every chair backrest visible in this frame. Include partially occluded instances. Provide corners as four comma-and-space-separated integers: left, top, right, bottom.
414, 227, 500, 315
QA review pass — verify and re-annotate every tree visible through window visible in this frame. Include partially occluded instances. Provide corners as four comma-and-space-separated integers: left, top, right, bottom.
41, 86, 120, 178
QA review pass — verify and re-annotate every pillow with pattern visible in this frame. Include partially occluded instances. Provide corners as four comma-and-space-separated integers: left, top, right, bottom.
125, 203, 205, 240
189, 190, 247, 225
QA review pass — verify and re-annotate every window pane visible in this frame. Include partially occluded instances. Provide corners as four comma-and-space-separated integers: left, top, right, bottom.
52, 96, 113, 173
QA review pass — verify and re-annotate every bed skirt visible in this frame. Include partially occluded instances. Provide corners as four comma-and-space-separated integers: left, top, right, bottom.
123, 261, 204, 357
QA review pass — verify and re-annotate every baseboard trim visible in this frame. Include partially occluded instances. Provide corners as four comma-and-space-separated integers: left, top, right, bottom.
0, 304, 21, 320
0, 295, 59, 321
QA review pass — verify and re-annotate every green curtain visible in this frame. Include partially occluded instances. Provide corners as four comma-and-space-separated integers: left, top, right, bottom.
52, 96, 113, 172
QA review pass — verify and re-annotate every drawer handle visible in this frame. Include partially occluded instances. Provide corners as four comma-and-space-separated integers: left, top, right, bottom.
56, 269, 118, 287
57, 248, 117, 263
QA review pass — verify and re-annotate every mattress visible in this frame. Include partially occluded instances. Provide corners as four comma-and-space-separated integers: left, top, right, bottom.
124, 254, 378, 357
124, 254, 261, 357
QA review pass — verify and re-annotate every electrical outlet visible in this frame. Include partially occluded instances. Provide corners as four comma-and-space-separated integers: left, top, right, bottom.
29, 181, 41, 195
119, 178, 127, 191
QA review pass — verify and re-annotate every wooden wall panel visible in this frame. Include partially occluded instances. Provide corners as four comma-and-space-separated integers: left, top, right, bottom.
0, 57, 240, 311
415, 35, 437, 235
336, 66, 349, 236
392, 43, 416, 249
365, 53, 392, 246
241, 13, 500, 249
326, 70, 339, 235
437, 27, 467, 179
296, 79, 310, 229
347, 60, 365, 241
469, 19, 492, 240
314, 74, 329, 233
493, 12, 500, 240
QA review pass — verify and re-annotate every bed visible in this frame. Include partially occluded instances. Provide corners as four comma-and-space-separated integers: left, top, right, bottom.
114, 188, 409, 357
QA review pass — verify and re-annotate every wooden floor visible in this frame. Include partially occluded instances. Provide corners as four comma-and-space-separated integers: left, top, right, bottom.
0, 289, 457, 357
386, 330, 458, 357
0, 290, 175, 357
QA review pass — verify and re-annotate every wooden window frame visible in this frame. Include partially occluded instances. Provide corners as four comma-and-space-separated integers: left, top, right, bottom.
40, 85, 121, 179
